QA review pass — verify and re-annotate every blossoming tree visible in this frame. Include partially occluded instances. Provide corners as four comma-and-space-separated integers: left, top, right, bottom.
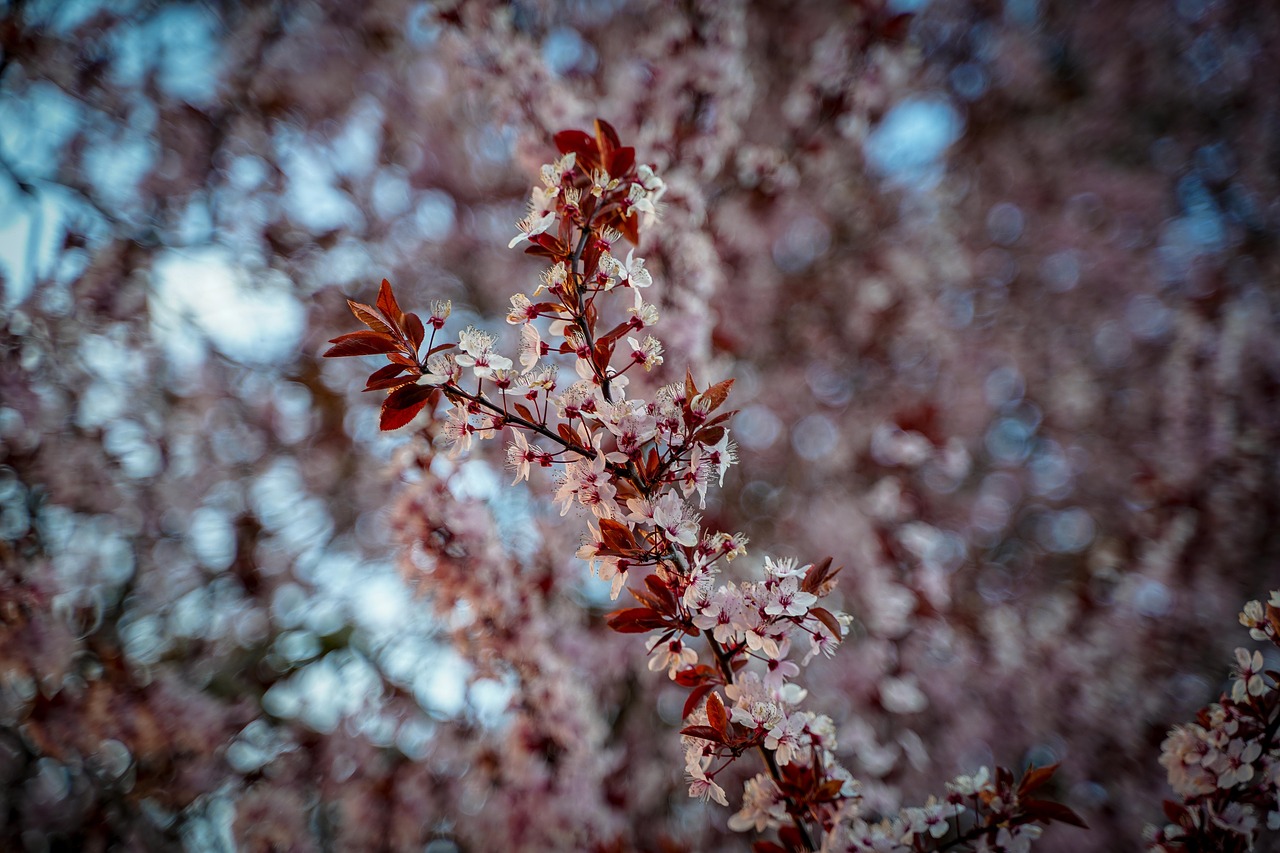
3, 0, 1279, 850
326, 119, 1090, 852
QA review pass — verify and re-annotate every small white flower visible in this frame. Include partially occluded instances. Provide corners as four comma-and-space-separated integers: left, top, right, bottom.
616, 248, 653, 287
508, 209, 555, 249
505, 431, 545, 485
540, 152, 576, 189
417, 352, 459, 386
647, 636, 697, 678
518, 324, 545, 372
686, 765, 728, 806
727, 774, 785, 833
427, 299, 451, 329
455, 326, 514, 379
626, 334, 664, 370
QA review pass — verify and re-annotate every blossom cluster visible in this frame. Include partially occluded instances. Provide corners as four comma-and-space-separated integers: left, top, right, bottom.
1147, 590, 1280, 852
326, 121, 1084, 851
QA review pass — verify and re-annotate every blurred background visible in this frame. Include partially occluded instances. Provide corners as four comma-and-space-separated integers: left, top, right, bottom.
1, 0, 1278, 850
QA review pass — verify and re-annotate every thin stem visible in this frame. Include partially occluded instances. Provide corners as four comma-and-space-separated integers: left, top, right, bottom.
566, 215, 618, 403
664, 547, 817, 852
444, 384, 643, 488
448, 386, 580, 452
705, 633, 817, 852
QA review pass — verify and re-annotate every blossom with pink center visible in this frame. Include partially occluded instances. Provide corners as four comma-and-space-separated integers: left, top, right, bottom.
1209, 737, 1262, 788
604, 409, 656, 459
454, 326, 513, 379
702, 432, 738, 487
730, 699, 783, 732
628, 290, 659, 329
764, 576, 818, 618
1159, 724, 1217, 798
803, 623, 841, 664
626, 334, 663, 371
1231, 648, 1267, 701
737, 607, 781, 659
647, 636, 696, 678
426, 299, 451, 329
505, 431, 551, 485
763, 556, 806, 580
764, 711, 809, 766
624, 182, 659, 220
652, 491, 699, 548
440, 406, 475, 458
517, 324, 546, 372
686, 764, 728, 807
539, 152, 576, 190
762, 646, 800, 691
417, 352, 460, 386
726, 774, 786, 833
553, 445, 616, 519
602, 247, 652, 288
692, 585, 746, 645
507, 209, 555, 249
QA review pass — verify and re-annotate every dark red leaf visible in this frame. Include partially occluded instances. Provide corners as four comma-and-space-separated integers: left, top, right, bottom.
599, 518, 636, 550
1022, 799, 1089, 829
809, 606, 844, 640
752, 843, 788, 853
628, 582, 664, 612
996, 766, 1014, 789
582, 242, 602, 278
696, 426, 725, 446
522, 242, 564, 260
364, 363, 412, 391
801, 557, 841, 596
678, 725, 727, 745
702, 412, 734, 429
605, 607, 669, 633
701, 378, 734, 411
404, 312, 425, 349
706, 691, 729, 739
325, 330, 401, 358
777, 826, 807, 851
673, 664, 716, 688
366, 375, 416, 393
513, 403, 535, 423
594, 337, 616, 369
530, 232, 569, 256
597, 320, 637, 348
347, 299, 395, 338
554, 129, 598, 168
365, 362, 407, 384
682, 684, 713, 721
644, 574, 678, 613
1018, 763, 1059, 796
594, 118, 621, 156
379, 384, 435, 431
816, 779, 846, 801
609, 146, 635, 179
376, 279, 405, 326
618, 213, 640, 245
